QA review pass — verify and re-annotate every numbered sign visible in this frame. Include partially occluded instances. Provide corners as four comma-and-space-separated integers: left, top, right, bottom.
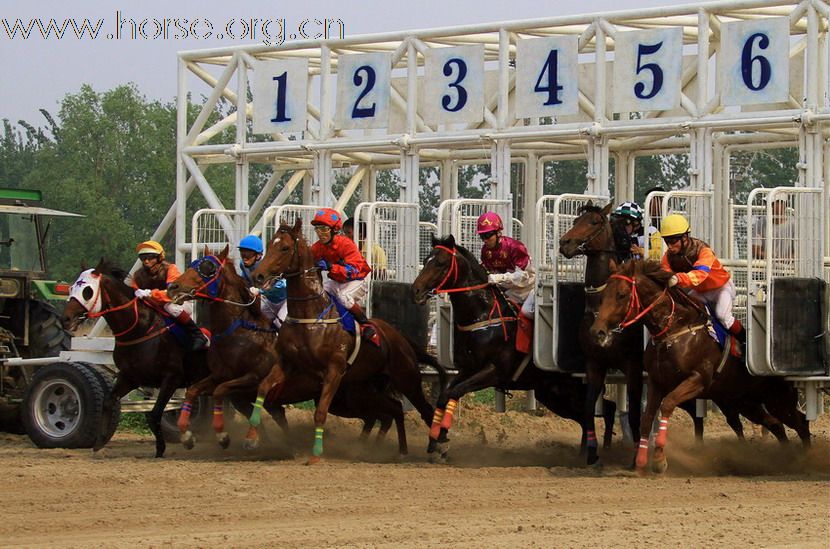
252, 59, 308, 134
335, 52, 392, 130
613, 28, 683, 113
515, 36, 579, 119
720, 18, 790, 107
424, 45, 484, 125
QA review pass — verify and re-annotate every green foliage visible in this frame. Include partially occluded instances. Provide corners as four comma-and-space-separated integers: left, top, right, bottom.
118, 412, 151, 434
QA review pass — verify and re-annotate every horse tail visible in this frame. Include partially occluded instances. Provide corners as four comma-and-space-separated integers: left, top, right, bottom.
401, 334, 449, 395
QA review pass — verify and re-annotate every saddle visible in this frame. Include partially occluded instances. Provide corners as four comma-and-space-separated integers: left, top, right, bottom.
704, 304, 742, 358
330, 296, 381, 348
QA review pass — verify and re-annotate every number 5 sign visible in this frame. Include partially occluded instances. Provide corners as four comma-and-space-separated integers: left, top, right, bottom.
613, 28, 683, 113
720, 18, 790, 107
253, 59, 309, 134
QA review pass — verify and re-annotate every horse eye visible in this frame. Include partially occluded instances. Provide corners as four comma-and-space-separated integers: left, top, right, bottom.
281, 246, 290, 252
82, 286, 93, 300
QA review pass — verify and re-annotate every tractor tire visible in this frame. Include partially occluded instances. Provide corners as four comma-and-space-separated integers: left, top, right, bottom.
84, 364, 121, 444
22, 300, 71, 359
21, 362, 107, 449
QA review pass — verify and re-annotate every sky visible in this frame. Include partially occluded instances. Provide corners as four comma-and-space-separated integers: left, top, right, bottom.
1, 0, 682, 126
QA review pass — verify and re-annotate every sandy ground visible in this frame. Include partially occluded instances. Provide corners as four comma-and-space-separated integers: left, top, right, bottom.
1, 399, 828, 548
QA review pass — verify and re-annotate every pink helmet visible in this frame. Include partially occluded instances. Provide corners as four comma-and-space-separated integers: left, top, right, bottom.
476, 211, 504, 234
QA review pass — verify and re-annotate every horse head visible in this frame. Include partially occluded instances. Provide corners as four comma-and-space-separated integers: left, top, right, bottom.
411, 234, 487, 305
558, 201, 614, 259
589, 260, 675, 346
167, 244, 231, 303
62, 258, 131, 331
252, 218, 313, 288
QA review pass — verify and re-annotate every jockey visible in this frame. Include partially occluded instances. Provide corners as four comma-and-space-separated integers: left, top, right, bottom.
132, 240, 210, 352
610, 201, 646, 261
659, 214, 745, 342
237, 235, 287, 329
309, 208, 375, 339
476, 211, 535, 353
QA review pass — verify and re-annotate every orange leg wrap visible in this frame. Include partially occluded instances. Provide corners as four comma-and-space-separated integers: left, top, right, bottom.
440, 399, 458, 431
212, 402, 224, 432
177, 401, 193, 433
635, 437, 650, 470
429, 408, 445, 440
655, 416, 669, 448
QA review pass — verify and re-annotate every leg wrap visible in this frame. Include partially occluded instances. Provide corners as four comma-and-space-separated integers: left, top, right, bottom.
635, 437, 650, 469
212, 403, 224, 432
177, 401, 193, 433
440, 399, 458, 431
249, 396, 265, 427
586, 429, 598, 449
312, 426, 325, 457
429, 408, 445, 440
655, 416, 669, 448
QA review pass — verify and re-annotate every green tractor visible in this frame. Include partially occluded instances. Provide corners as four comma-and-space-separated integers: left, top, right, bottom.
0, 188, 119, 447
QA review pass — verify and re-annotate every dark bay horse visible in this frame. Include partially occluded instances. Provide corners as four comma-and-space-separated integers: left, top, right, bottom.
249, 219, 443, 464
166, 245, 409, 454
411, 234, 616, 462
590, 260, 811, 474
62, 259, 209, 457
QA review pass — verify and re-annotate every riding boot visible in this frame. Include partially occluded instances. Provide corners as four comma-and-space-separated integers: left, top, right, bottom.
728, 318, 746, 343
515, 313, 533, 354
347, 303, 377, 341
177, 312, 210, 352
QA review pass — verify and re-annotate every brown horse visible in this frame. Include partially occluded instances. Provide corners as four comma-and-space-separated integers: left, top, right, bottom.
411, 234, 618, 463
166, 245, 409, 454
589, 260, 811, 474
248, 219, 443, 464
62, 259, 209, 457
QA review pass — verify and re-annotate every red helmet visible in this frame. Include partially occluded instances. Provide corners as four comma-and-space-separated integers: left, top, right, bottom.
311, 208, 343, 231
476, 211, 504, 234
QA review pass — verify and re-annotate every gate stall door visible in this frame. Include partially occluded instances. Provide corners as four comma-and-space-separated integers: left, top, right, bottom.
746, 187, 826, 376
534, 194, 609, 372
190, 209, 248, 262
260, 204, 330, 245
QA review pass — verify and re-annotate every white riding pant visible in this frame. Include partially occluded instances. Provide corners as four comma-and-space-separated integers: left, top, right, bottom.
686, 278, 736, 330
323, 277, 367, 310
261, 299, 288, 329
163, 301, 193, 318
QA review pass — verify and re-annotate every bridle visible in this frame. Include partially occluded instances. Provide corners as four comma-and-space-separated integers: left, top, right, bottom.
609, 273, 675, 339
426, 245, 489, 296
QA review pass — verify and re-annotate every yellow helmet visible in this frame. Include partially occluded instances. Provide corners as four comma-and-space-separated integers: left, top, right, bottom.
660, 214, 690, 237
136, 240, 165, 260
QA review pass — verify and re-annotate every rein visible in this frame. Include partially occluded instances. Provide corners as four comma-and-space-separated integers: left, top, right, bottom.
82, 278, 172, 345
430, 245, 489, 295
610, 273, 675, 338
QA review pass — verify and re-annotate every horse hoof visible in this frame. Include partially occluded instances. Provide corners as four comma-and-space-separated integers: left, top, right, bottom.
652, 458, 668, 474
243, 437, 260, 451
181, 431, 195, 450
216, 432, 230, 450
306, 456, 322, 466
587, 459, 604, 472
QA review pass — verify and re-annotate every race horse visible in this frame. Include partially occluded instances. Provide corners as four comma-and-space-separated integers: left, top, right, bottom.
248, 219, 445, 464
559, 201, 705, 467
166, 245, 412, 454
589, 260, 811, 474
62, 259, 209, 458
411, 234, 617, 462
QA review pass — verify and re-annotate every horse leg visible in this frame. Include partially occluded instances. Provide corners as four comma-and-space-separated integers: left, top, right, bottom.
762, 383, 812, 447
146, 378, 180, 458
602, 398, 617, 449
307, 366, 347, 465
735, 401, 788, 443
212, 372, 262, 449
245, 363, 286, 450
582, 367, 606, 467
679, 400, 706, 444
715, 401, 746, 441
652, 372, 705, 474
94, 375, 134, 453
625, 364, 644, 450
635, 378, 663, 475
179, 376, 216, 450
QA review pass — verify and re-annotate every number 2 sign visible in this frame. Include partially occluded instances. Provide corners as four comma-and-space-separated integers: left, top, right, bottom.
335, 52, 392, 130
613, 28, 683, 113
720, 17, 790, 107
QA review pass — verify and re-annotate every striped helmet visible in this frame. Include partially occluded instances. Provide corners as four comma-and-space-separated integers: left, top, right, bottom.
612, 202, 644, 222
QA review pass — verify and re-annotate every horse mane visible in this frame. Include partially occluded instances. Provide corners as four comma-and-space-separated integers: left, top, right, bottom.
93, 258, 133, 297
578, 202, 605, 215
434, 234, 489, 281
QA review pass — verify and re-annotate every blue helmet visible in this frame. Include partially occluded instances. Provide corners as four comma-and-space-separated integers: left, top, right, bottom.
238, 235, 264, 254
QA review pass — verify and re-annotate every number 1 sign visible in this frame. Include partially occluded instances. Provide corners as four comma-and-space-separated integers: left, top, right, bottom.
253, 59, 309, 134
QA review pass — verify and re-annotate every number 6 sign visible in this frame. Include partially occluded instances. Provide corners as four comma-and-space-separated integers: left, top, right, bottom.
613, 28, 683, 113
720, 17, 790, 107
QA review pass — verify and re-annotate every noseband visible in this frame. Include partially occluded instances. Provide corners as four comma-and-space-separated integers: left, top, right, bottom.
427, 245, 489, 296
609, 273, 674, 338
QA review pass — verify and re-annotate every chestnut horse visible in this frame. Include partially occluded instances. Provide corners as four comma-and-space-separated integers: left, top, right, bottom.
248, 219, 444, 464
62, 259, 209, 457
590, 260, 811, 474
166, 245, 410, 454
559, 202, 707, 467
411, 234, 617, 463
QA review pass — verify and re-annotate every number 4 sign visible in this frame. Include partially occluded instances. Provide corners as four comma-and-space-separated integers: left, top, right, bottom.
613, 28, 683, 113
514, 36, 579, 119
720, 17, 790, 107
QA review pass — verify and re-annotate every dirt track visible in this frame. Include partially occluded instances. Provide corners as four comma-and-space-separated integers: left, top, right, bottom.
1, 403, 828, 548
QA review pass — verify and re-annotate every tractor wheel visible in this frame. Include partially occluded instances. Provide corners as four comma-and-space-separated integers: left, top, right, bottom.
23, 300, 71, 359
21, 362, 107, 448
84, 364, 121, 444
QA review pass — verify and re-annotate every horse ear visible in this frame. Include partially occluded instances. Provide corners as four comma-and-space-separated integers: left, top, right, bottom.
447, 234, 456, 247
609, 258, 619, 273
80, 261, 88, 271
293, 217, 302, 232
601, 202, 613, 217
203, 244, 210, 256
93, 257, 106, 274
430, 233, 437, 247
585, 199, 594, 209
219, 244, 229, 260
